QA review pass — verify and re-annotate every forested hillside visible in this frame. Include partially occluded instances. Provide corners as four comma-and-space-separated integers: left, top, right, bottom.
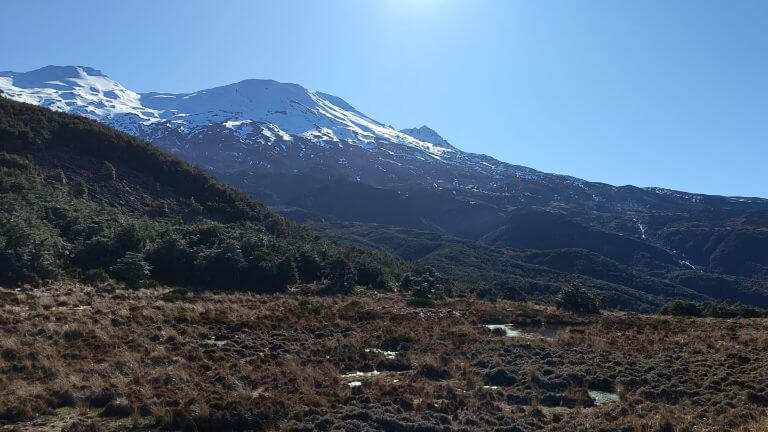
312, 222, 768, 311
0, 97, 403, 291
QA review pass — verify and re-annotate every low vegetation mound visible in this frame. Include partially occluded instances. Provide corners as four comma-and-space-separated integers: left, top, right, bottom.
556, 285, 601, 315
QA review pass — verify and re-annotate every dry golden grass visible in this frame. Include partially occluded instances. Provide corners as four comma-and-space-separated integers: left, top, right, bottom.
0, 281, 766, 431
742, 416, 768, 432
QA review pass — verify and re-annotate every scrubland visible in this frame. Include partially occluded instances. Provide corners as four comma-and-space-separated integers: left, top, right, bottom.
1, 282, 767, 431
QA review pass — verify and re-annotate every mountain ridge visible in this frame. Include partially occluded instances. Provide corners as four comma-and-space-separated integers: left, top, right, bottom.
3, 66, 766, 198
3, 65, 768, 284
0, 66, 456, 157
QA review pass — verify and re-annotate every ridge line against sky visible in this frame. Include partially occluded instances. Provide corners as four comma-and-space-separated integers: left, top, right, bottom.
2, 0, 766, 197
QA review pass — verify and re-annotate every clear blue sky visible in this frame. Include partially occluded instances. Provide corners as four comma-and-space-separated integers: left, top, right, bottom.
3, 0, 767, 197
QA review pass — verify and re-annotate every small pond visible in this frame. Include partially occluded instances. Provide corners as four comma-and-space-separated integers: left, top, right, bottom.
339, 370, 381, 379
588, 390, 619, 405
483, 324, 563, 340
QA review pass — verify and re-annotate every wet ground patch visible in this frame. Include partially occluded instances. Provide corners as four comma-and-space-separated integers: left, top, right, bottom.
483, 323, 566, 339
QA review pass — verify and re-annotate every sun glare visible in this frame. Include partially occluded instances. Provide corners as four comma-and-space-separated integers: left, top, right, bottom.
386, 0, 452, 15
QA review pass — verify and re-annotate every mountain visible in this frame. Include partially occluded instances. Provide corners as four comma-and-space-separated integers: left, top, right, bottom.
3, 65, 768, 288
400, 125, 456, 150
0, 66, 453, 156
0, 65, 566, 191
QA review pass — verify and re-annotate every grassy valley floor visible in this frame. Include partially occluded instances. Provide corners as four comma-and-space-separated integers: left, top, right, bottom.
1, 282, 767, 432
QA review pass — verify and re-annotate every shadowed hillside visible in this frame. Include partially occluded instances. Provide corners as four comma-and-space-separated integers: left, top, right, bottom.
312, 222, 768, 311
0, 97, 403, 291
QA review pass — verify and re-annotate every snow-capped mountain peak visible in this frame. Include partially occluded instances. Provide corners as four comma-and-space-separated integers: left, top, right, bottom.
0, 66, 460, 160
400, 125, 456, 150
0, 65, 159, 134
0, 65, 107, 87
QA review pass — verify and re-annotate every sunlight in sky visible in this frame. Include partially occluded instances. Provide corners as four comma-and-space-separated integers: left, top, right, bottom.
382, 0, 460, 20
1, 0, 766, 196
386, 0, 448, 12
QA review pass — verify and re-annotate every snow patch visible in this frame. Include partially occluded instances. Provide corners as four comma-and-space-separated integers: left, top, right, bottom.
637, 223, 646, 239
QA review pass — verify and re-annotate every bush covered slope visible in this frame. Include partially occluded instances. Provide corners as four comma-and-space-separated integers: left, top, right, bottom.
0, 97, 403, 290
312, 222, 768, 311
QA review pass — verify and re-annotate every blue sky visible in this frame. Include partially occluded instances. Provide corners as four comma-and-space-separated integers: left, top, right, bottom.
3, 0, 767, 197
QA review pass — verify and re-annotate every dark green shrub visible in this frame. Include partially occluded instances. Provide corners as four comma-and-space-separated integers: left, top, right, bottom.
0, 216, 63, 285
70, 178, 87, 198
159, 287, 195, 303
556, 285, 600, 315
82, 268, 110, 285
0, 152, 34, 171
657, 301, 702, 317
325, 257, 357, 294
407, 297, 436, 308
400, 267, 453, 298
273, 255, 299, 289
111, 223, 147, 256
145, 235, 196, 285
353, 260, 392, 290
476, 285, 500, 302
74, 237, 113, 271
109, 252, 151, 288
195, 240, 245, 289
296, 250, 323, 283
98, 161, 116, 183
493, 279, 525, 300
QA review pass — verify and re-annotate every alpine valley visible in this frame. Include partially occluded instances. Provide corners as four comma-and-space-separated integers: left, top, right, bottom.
3, 65, 768, 311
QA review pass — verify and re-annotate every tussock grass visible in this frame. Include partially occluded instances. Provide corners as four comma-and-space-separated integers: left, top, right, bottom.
1, 281, 767, 431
